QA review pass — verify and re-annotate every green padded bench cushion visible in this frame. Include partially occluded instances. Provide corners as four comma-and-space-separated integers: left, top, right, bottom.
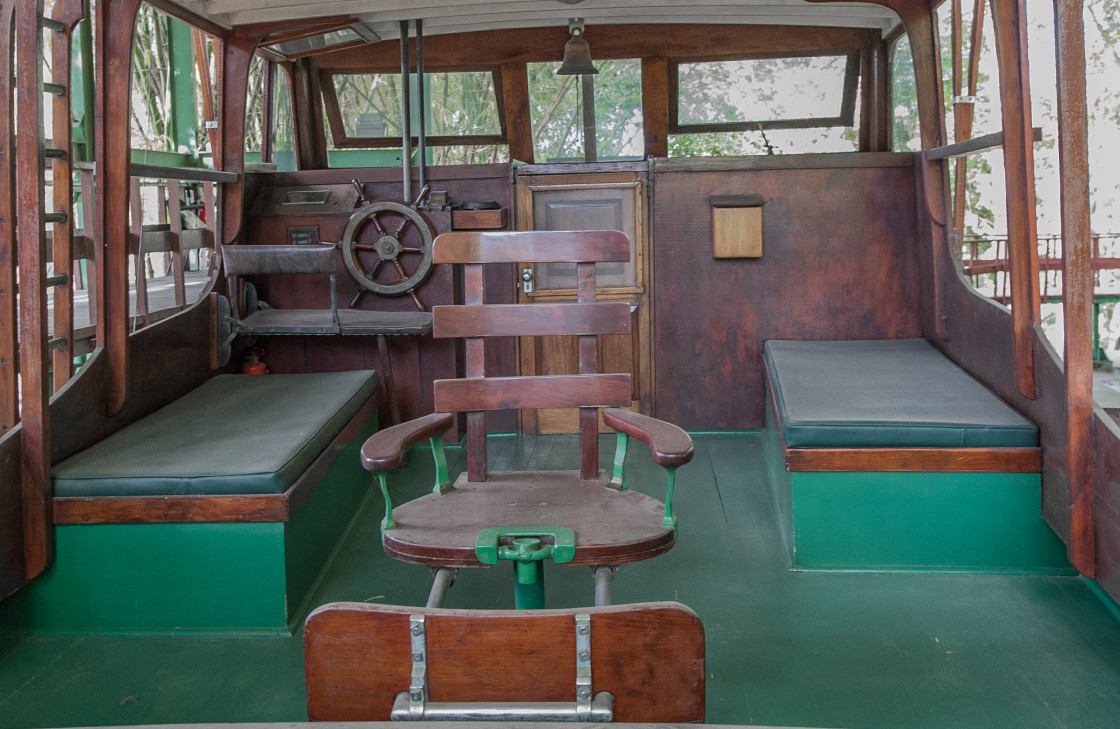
53, 370, 379, 497
764, 339, 1038, 448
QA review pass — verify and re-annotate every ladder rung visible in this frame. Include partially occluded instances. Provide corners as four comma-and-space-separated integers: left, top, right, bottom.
43, 82, 66, 96
47, 336, 68, 352
44, 211, 68, 224
44, 147, 67, 160
46, 273, 69, 287
41, 17, 65, 33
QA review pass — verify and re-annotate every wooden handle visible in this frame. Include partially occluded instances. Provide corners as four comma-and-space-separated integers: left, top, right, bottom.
603, 409, 694, 468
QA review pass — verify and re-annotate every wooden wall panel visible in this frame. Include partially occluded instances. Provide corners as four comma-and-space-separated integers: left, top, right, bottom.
652, 163, 922, 430
240, 169, 516, 432
1092, 414, 1120, 601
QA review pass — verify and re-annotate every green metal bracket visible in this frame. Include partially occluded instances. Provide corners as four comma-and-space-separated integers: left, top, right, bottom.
475, 527, 576, 609
475, 526, 576, 565
662, 466, 679, 529
611, 432, 629, 490
377, 472, 395, 530
431, 436, 450, 494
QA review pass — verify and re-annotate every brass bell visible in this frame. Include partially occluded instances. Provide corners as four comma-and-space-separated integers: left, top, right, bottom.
557, 23, 598, 76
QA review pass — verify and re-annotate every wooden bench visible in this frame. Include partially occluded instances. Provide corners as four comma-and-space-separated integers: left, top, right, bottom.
0, 371, 379, 635
763, 339, 1070, 572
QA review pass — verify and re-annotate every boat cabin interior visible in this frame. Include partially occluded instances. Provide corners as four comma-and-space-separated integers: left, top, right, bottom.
2, 0, 1120, 727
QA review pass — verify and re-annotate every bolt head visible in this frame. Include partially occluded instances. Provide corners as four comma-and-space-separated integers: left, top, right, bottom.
577, 625, 590, 635
410, 691, 423, 701
412, 652, 424, 662
411, 626, 422, 636
577, 687, 591, 699
578, 650, 590, 661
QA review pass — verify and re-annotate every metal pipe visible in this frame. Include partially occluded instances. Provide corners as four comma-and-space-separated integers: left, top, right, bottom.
593, 565, 612, 606
426, 567, 455, 608
581, 74, 597, 163
415, 18, 426, 193
399, 20, 412, 202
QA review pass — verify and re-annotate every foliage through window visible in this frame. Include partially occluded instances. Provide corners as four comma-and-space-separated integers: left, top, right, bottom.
675, 55, 856, 128
130, 3, 215, 162
890, 35, 921, 152
668, 52, 858, 156
324, 70, 507, 166
527, 59, 643, 162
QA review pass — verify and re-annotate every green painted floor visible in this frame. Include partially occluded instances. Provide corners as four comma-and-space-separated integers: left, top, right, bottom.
3, 433, 1120, 728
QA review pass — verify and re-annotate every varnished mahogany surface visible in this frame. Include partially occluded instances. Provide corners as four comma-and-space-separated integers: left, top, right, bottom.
304, 601, 705, 723
654, 163, 922, 431
382, 471, 675, 568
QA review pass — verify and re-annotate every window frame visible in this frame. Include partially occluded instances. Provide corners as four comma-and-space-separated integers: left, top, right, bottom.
668, 49, 861, 134
319, 66, 508, 150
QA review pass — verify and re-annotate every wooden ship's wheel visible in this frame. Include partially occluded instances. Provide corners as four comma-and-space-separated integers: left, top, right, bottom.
340, 199, 434, 307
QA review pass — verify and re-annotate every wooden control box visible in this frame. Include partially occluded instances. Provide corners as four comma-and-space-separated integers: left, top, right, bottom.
711, 194, 765, 259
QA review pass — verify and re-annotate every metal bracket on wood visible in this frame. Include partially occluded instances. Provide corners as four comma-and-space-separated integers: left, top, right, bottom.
391, 612, 614, 721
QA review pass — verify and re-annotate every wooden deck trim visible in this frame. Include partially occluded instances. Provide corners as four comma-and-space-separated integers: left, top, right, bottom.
785, 446, 1042, 473
765, 356, 1041, 474
52, 394, 377, 525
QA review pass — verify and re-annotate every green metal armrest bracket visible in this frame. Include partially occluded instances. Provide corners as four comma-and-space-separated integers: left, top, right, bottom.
611, 432, 680, 528
379, 436, 452, 532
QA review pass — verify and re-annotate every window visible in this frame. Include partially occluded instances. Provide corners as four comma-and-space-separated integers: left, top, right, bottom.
245, 57, 298, 171
322, 69, 508, 166
527, 59, 644, 163
890, 35, 920, 152
668, 51, 859, 156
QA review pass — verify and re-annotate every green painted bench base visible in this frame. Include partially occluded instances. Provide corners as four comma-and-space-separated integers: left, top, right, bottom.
0, 418, 375, 636
763, 394, 1070, 574
784, 470, 1071, 573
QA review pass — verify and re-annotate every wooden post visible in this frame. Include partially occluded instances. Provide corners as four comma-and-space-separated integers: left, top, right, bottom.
501, 63, 534, 164
96, 0, 144, 415
990, 0, 1041, 399
15, 0, 52, 578
641, 57, 669, 158
1053, 0, 1096, 577
0, 0, 18, 435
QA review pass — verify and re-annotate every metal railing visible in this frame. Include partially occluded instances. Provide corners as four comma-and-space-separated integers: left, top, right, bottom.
961, 233, 1120, 304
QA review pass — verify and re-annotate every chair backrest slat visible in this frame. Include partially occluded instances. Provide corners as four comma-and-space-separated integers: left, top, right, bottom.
434, 302, 631, 339
435, 374, 632, 413
434, 230, 629, 264
304, 600, 706, 723
221, 243, 336, 275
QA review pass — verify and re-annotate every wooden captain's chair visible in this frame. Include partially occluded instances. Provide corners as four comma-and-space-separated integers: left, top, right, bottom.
360, 230, 694, 607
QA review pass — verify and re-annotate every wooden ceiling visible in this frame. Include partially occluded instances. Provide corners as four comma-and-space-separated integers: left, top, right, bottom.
175, 0, 903, 36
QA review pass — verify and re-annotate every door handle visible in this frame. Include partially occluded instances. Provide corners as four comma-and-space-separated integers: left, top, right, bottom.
521, 268, 534, 294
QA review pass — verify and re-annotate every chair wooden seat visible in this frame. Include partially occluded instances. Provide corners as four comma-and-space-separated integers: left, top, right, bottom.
384, 471, 676, 567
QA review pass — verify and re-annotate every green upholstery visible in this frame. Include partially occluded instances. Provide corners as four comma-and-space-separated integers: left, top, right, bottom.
53, 370, 379, 497
764, 339, 1038, 448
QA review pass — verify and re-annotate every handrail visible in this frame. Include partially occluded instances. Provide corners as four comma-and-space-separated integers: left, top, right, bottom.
71, 160, 241, 185
925, 127, 1043, 161
128, 162, 239, 184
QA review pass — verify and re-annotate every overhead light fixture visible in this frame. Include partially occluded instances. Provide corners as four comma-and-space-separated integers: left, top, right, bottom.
557, 18, 598, 76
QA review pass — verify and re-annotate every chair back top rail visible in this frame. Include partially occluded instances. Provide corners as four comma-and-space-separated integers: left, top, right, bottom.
434, 302, 631, 338
435, 374, 632, 413
221, 243, 336, 276
434, 230, 629, 264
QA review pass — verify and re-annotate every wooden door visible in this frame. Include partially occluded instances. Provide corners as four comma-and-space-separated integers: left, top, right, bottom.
515, 172, 651, 434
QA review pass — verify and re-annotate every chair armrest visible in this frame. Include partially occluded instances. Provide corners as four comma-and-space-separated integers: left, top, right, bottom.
360, 412, 454, 471
603, 408, 694, 468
